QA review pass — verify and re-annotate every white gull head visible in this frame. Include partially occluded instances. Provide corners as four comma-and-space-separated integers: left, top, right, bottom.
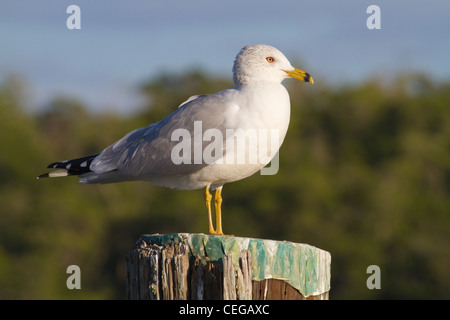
232, 44, 313, 87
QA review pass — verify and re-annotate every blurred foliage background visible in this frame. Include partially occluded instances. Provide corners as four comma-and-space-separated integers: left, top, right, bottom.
0, 70, 449, 299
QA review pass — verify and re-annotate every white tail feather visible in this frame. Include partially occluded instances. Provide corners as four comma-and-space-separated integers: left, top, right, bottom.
48, 170, 69, 178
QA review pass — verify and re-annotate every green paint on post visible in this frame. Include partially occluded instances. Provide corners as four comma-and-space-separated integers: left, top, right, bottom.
138, 233, 331, 297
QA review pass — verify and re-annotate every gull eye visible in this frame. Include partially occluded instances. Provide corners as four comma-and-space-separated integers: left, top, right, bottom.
266, 57, 275, 63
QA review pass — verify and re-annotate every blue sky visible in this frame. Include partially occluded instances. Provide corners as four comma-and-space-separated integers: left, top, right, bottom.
1, 0, 449, 113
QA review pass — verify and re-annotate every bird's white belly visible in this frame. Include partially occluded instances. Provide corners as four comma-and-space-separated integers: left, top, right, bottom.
146, 84, 291, 190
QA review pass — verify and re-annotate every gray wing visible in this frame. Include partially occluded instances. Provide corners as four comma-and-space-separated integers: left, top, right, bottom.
90, 91, 234, 177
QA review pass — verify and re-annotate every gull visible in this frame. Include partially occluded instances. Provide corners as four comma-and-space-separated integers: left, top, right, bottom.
37, 44, 313, 236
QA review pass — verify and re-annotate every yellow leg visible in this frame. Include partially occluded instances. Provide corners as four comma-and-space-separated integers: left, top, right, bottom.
204, 186, 216, 234
214, 187, 224, 235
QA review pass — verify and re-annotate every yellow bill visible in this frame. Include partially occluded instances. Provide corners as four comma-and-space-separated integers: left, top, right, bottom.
283, 67, 314, 84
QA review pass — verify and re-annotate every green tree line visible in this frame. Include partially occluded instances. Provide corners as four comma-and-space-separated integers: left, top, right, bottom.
0, 71, 449, 299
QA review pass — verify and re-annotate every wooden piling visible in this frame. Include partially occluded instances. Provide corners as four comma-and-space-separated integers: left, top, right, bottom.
126, 233, 331, 300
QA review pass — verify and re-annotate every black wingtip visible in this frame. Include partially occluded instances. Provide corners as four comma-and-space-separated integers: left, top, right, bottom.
46, 162, 60, 169
38, 154, 99, 180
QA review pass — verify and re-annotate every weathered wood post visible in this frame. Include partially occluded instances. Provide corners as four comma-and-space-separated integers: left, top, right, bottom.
126, 233, 331, 300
